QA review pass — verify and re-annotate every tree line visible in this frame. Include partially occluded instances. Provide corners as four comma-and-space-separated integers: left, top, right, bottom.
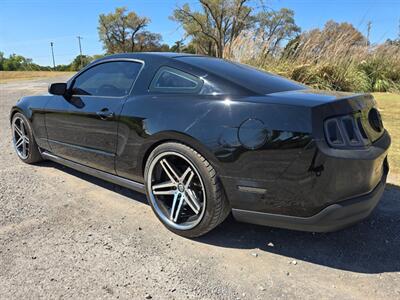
0, 1, 304, 71
2, 0, 399, 92
98, 2, 301, 58
0, 52, 95, 72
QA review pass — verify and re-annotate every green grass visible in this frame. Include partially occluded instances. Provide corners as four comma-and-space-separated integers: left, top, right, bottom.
373, 93, 400, 183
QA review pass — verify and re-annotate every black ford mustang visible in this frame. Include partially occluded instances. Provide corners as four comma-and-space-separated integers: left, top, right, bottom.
10, 52, 390, 237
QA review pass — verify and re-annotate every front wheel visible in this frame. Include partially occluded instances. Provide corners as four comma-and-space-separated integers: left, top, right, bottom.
11, 112, 43, 164
144, 142, 229, 237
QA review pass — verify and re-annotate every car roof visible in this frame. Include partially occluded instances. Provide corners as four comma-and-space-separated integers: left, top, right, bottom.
97, 52, 202, 61
92, 52, 305, 95
92, 52, 205, 72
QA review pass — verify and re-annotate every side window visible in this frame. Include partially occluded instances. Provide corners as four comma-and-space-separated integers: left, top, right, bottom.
149, 67, 202, 93
72, 61, 142, 97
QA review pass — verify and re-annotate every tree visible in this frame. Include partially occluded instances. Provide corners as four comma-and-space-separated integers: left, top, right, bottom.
98, 7, 150, 53
2, 54, 36, 71
255, 8, 300, 56
159, 44, 171, 52
92, 54, 106, 60
171, 40, 196, 54
172, 0, 254, 58
54, 64, 71, 71
171, 39, 185, 52
183, 43, 197, 54
287, 21, 367, 63
0, 52, 4, 71
385, 38, 400, 46
70, 55, 93, 71
134, 31, 163, 51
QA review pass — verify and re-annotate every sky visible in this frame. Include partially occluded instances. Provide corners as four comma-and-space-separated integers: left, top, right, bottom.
1, 0, 399, 66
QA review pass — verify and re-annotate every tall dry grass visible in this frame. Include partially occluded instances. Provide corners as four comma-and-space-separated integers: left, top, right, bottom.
224, 23, 400, 93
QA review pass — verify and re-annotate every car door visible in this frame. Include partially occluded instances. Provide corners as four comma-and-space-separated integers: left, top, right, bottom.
45, 60, 143, 174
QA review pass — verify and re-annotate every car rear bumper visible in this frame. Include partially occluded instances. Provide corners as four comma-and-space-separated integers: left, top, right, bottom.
232, 168, 387, 232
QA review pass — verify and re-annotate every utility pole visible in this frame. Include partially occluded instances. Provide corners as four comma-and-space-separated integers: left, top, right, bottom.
366, 21, 372, 47
77, 36, 83, 68
50, 42, 56, 69
398, 18, 400, 40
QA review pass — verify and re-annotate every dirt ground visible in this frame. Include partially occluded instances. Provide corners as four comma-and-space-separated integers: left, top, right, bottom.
1, 77, 399, 299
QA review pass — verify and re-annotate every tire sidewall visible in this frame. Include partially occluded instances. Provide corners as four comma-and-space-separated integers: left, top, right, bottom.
144, 142, 220, 238
11, 112, 40, 163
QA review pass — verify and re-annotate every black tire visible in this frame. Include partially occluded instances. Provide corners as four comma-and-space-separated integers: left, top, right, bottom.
144, 142, 230, 238
11, 112, 43, 164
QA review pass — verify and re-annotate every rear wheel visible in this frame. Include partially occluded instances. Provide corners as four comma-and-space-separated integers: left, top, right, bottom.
11, 112, 43, 164
144, 142, 229, 237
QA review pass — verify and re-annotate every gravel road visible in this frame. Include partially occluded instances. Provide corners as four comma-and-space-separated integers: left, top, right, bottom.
1, 77, 399, 299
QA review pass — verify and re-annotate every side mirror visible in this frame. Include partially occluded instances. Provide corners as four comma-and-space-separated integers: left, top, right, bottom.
48, 83, 67, 95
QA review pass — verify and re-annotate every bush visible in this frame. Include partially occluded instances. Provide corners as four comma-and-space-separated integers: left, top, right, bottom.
225, 21, 400, 93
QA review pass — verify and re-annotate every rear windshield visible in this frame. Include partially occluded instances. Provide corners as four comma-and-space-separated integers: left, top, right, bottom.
176, 56, 306, 94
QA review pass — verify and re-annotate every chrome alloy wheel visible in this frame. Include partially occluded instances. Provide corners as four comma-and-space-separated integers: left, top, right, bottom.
12, 116, 30, 160
147, 151, 206, 230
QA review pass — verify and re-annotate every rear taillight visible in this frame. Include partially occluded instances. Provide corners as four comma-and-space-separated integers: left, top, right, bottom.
356, 117, 368, 139
324, 114, 369, 148
325, 119, 345, 146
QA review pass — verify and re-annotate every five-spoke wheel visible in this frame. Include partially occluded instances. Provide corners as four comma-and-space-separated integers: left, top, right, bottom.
11, 112, 43, 164
145, 142, 229, 237
147, 151, 206, 230
12, 115, 30, 159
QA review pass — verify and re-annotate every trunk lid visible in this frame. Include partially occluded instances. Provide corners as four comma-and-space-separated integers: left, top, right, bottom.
260, 89, 383, 144
262, 89, 373, 109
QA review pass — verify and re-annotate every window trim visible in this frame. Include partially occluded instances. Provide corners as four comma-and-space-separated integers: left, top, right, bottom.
149, 66, 203, 94
68, 58, 145, 98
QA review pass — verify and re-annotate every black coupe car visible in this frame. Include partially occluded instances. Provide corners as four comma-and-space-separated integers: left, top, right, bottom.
10, 53, 390, 237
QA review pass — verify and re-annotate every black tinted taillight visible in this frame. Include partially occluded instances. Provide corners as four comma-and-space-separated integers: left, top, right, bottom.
356, 117, 368, 139
342, 117, 360, 145
325, 119, 344, 146
324, 114, 370, 148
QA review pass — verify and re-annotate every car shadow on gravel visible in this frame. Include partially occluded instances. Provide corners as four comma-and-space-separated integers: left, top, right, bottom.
38, 161, 148, 203
38, 161, 399, 274
197, 183, 400, 274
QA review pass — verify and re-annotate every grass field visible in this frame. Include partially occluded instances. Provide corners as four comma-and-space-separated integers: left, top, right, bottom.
0, 71, 75, 83
373, 93, 399, 183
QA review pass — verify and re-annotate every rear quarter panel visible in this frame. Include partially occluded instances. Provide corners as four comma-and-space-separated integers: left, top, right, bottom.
115, 94, 313, 185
